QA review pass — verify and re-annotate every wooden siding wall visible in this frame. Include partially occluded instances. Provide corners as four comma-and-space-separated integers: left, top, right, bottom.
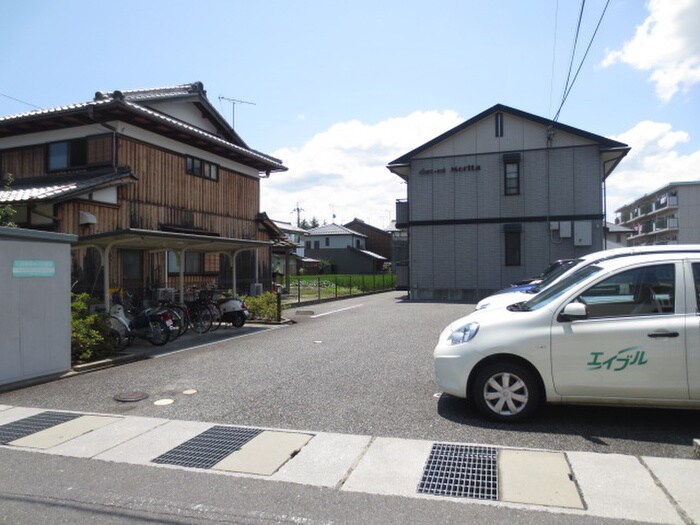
117, 137, 262, 239
2, 145, 46, 178
1, 135, 113, 179
2, 133, 272, 293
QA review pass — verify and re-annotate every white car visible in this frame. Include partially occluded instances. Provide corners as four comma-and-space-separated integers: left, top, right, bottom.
434, 250, 700, 421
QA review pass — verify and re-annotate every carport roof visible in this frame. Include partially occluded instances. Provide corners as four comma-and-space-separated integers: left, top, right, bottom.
73, 228, 271, 253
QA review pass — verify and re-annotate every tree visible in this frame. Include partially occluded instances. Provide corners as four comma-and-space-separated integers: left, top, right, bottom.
0, 174, 17, 227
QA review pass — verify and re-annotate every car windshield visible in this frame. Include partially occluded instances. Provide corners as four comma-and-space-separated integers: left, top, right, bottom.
529, 259, 581, 293
520, 264, 604, 311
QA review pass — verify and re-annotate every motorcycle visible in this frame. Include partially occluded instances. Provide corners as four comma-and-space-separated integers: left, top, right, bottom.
216, 296, 250, 328
108, 297, 173, 347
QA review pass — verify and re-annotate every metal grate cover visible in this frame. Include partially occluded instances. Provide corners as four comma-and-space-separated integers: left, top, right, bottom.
418, 443, 498, 500
152, 425, 263, 469
0, 411, 81, 445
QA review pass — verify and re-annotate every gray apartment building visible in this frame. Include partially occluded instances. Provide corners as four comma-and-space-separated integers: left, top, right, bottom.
387, 104, 630, 301
615, 181, 700, 246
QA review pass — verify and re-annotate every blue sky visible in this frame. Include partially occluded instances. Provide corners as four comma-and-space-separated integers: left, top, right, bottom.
2, 0, 699, 228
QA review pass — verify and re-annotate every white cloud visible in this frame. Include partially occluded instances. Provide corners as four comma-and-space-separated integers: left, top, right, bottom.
602, 0, 700, 101
261, 110, 462, 229
606, 120, 700, 216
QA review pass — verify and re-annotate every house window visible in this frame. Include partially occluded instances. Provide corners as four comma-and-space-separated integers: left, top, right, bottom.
167, 251, 204, 274
186, 156, 218, 181
495, 112, 504, 138
48, 139, 88, 171
503, 153, 521, 196
325, 237, 329, 247
504, 224, 521, 266
204, 163, 218, 181
356, 239, 361, 248
305, 241, 311, 249
313, 240, 320, 249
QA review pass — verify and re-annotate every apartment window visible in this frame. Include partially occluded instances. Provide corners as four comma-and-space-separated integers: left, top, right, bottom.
504, 224, 521, 266
503, 153, 521, 196
48, 139, 87, 171
186, 156, 219, 181
495, 112, 504, 137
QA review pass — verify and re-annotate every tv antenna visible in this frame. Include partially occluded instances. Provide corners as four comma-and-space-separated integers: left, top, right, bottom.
218, 95, 256, 129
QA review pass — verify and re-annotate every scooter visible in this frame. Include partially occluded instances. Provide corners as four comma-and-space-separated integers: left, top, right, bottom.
216, 296, 250, 328
108, 302, 172, 347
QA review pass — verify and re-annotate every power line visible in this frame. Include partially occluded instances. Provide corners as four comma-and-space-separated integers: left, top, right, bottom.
549, 0, 560, 117
0, 91, 42, 110
553, 0, 611, 123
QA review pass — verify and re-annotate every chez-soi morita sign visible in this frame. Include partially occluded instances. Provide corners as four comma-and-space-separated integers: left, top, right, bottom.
419, 164, 481, 175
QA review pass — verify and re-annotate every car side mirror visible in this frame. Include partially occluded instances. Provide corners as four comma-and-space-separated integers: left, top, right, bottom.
558, 302, 588, 322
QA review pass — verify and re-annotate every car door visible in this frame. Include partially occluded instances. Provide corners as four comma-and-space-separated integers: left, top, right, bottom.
550, 262, 688, 399
688, 262, 700, 399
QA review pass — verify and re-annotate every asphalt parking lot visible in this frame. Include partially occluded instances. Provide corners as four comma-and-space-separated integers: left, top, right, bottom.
1, 291, 699, 459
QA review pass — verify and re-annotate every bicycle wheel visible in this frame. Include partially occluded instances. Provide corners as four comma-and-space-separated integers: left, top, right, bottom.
190, 305, 212, 333
208, 303, 222, 331
166, 306, 185, 339
146, 320, 170, 346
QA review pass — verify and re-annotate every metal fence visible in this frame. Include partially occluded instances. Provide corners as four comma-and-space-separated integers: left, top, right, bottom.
282, 274, 396, 306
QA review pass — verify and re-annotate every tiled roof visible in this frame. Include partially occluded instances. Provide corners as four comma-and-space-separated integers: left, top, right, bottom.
0, 82, 286, 173
0, 167, 137, 203
306, 223, 366, 237
123, 101, 284, 169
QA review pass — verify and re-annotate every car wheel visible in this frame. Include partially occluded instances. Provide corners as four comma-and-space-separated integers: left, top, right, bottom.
472, 361, 541, 422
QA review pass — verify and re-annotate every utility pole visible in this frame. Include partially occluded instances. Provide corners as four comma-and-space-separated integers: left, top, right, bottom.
218, 96, 256, 129
292, 202, 304, 228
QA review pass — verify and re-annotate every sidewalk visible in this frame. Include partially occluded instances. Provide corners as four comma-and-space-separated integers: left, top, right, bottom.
0, 404, 698, 524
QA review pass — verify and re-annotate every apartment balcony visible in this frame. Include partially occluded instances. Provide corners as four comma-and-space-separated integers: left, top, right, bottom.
617, 193, 678, 225
627, 216, 679, 241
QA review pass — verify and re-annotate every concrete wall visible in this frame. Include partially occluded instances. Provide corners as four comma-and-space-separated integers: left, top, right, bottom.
0, 227, 76, 387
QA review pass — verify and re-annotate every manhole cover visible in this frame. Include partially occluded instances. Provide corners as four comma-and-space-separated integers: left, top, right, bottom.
114, 391, 149, 403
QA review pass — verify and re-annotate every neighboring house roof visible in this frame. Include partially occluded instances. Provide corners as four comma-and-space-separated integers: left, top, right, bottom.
273, 220, 307, 235
0, 82, 286, 174
352, 247, 387, 261
344, 218, 391, 236
387, 103, 630, 178
0, 166, 137, 203
307, 223, 366, 237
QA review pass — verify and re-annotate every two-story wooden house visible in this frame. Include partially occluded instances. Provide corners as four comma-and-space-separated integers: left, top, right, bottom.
388, 104, 630, 301
0, 82, 287, 305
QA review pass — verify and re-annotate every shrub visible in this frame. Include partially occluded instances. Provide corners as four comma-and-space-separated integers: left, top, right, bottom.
243, 291, 279, 321
71, 293, 117, 362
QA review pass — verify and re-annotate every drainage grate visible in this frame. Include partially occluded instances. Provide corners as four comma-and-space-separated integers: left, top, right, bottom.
0, 411, 81, 445
417, 443, 498, 500
152, 425, 263, 469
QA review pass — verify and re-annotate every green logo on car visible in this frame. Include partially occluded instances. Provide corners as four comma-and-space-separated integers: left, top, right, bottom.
588, 347, 647, 371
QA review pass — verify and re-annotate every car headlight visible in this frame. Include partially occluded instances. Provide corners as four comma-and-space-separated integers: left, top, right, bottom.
448, 322, 479, 345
